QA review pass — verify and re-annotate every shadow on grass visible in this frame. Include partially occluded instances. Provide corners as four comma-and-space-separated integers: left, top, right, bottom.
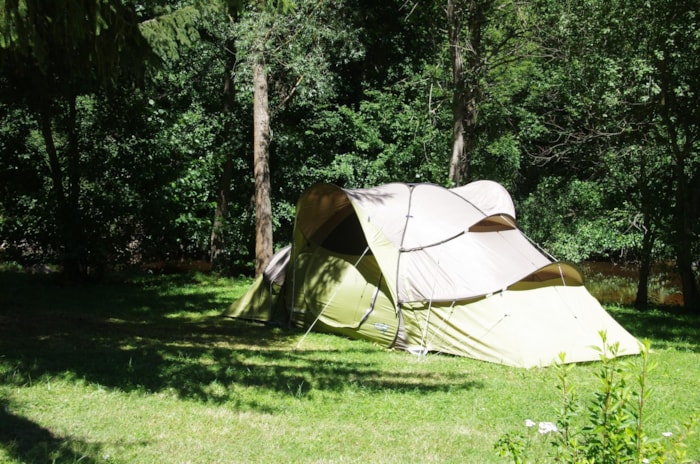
609, 305, 700, 352
0, 398, 103, 464
0, 272, 483, 409
2, 272, 696, 460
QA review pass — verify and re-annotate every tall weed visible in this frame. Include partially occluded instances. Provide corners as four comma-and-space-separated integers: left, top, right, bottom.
495, 332, 697, 463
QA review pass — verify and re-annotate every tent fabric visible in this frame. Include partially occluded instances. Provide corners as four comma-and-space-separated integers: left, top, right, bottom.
228, 246, 291, 323
226, 180, 640, 367
263, 245, 291, 285
450, 180, 516, 219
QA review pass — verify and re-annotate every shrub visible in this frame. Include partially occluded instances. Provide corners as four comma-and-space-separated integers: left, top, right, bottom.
495, 332, 697, 463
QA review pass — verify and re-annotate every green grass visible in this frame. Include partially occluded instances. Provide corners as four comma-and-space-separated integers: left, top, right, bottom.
1, 271, 698, 463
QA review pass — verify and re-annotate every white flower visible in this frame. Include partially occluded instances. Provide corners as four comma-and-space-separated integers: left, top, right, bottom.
642, 459, 650, 464
525, 419, 536, 428
662, 431, 673, 438
538, 421, 558, 434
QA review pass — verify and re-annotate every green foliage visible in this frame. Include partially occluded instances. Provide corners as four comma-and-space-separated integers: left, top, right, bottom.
521, 0, 699, 303
288, 84, 449, 189
519, 178, 642, 262
0, 0, 698, 287
0, 0, 152, 93
495, 334, 698, 464
137, 4, 202, 62
0, 104, 50, 260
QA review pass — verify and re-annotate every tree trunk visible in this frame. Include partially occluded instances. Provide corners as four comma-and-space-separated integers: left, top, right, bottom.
657, 57, 699, 312
635, 149, 653, 309
66, 93, 89, 277
210, 155, 234, 271
38, 100, 81, 278
448, 0, 484, 186
448, 0, 466, 185
252, 58, 273, 275
210, 39, 237, 272
674, 181, 699, 311
634, 228, 653, 309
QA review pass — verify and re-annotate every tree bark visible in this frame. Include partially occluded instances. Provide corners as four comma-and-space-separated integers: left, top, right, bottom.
210, 155, 234, 271
448, 0, 466, 185
210, 39, 237, 271
635, 149, 652, 309
634, 227, 653, 309
252, 58, 273, 275
448, 0, 484, 186
657, 53, 699, 311
674, 178, 699, 311
66, 93, 88, 276
38, 99, 81, 278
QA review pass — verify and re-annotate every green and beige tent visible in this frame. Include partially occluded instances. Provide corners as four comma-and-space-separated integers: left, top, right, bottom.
227, 181, 640, 367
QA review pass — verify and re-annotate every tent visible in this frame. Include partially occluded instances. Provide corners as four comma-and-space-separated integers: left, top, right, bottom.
227, 181, 640, 367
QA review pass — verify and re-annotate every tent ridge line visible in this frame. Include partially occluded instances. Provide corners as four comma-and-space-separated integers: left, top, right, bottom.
394, 184, 416, 317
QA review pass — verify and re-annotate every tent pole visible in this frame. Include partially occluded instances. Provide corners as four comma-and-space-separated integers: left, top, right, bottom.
419, 299, 433, 355
557, 262, 567, 286
355, 274, 383, 329
295, 245, 371, 349
395, 185, 416, 316
425, 300, 457, 352
288, 242, 297, 328
419, 254, 442, 355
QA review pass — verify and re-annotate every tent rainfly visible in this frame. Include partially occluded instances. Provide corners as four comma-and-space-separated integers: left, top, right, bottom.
227, 181, 640, 367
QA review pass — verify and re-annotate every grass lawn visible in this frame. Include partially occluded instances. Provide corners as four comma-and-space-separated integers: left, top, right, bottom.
1, 271, 698, 463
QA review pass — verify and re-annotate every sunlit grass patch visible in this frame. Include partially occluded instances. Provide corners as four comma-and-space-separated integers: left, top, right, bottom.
1, 271, 698, 463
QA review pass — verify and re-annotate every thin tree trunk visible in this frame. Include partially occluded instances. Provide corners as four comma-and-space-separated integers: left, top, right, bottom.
448, 0, 484, 186
38, 100, 81, 278
252, 58, 273, 275
657, 58, 699, 311
210, 39, 237, 271
674, 181, 699, 311
210, 157, 234, 269
66, 93, 88, 277
635, 149, 652, 309
635, 228, 653, 309
448, 0, 466, 185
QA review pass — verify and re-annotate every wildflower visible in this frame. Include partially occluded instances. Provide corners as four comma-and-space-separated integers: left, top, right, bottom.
662, 431, 673, 438
525, 419, 536, 428
538, 421, 558, 434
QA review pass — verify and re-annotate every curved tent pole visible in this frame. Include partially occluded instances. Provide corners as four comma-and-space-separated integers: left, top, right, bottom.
356, 274, 383, 329
499, 214, 560, 264
557, 262, 567, 286
395, 184, 416, 310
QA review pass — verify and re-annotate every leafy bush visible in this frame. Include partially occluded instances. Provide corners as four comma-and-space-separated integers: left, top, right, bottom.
495, 333, 697, 463
518, 178, 642, 262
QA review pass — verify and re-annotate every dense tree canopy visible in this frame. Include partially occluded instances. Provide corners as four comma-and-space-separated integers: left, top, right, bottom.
0, 0, 698, 310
